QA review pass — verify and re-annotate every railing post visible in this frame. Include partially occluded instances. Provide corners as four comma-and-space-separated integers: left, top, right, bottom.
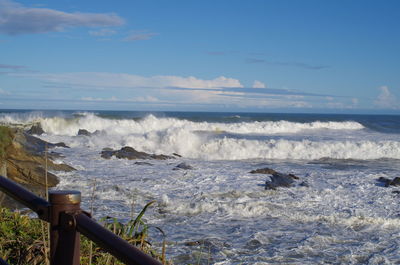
49, 190, 81, 265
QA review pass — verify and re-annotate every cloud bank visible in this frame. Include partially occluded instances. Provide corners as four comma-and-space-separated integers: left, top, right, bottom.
0, 0, 124, 35
17, 72, 244, 89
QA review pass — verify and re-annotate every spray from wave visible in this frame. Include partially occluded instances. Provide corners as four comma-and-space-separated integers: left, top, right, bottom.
2, 112, 399, 160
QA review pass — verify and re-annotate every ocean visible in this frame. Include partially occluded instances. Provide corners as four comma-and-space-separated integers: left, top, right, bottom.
1, 110, 400, 264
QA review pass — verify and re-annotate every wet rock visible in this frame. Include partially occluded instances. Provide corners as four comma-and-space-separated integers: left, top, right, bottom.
100, 150, 114, 159
78, 129, 91, 136
54, 142, 69, 148
250, 167, 278, 175
265, 173, 299, 190
101, 146, 174, 160
250, 166, 302, 189
391, 177, 400, 186
173, 162, 194, 170
134, 161, 154, 166
377, 177, 400, 187
26, 124, 44, 135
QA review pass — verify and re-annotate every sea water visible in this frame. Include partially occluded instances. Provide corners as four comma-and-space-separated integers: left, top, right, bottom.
1, 110, 400, 264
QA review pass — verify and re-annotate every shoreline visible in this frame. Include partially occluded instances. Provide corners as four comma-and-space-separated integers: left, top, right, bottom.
0, 125, 74, 208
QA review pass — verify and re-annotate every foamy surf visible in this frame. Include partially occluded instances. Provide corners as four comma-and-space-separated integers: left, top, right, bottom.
2, 110, 400, 264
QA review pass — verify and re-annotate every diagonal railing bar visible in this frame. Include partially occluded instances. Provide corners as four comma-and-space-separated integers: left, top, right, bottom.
0, 175, 50, 220
0, 175, 163, 265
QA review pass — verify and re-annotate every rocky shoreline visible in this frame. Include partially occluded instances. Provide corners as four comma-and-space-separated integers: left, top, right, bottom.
0, 125, 74, 208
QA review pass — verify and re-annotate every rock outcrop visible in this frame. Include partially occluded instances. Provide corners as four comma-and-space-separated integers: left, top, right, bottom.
78, 129, 91, 136
377, 177, 400, 187
1, 128, 75, 207
250, 167, 303, 190
101, 146, 174, 160
249, 167, 278, 175
26, 124, 45, 135
265, 173, 299, 190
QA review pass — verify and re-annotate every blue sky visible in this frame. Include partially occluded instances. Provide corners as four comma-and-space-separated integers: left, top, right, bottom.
0, 0, 399, 113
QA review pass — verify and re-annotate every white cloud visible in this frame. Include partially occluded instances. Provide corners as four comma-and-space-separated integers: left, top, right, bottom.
252, 80, 266, 88
374, 86, 398, 109
19, 72, 243, 89
0, 0, 124, 35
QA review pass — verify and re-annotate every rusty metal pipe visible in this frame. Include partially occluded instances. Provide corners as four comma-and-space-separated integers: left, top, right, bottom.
49, 190, 81, 265
75, 213, 163, 265
0, 175, 49, 220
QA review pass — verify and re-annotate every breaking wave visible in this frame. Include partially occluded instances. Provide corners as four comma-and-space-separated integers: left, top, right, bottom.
33, 113, 365, 136
3, 112, 399, 160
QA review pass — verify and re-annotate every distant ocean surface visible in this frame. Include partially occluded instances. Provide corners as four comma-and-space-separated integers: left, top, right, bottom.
1, 110, 400, 264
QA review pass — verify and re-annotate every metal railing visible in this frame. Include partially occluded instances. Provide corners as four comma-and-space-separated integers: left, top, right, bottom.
0, 175, 163, 265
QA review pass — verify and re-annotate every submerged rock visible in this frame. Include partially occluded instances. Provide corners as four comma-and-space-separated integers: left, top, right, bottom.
54, 142, 69, 148
26, 124, 45, 135
101, 146, 174, 160
250, 167, 278, 175
134, 161, 154, 166
377, 177, 400, 187
173, 162, 194, 170
265, 173, 299, 190
250, 166, 302, 190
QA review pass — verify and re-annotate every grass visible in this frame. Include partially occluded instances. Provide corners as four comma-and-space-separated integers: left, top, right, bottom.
0, 203, 169, 265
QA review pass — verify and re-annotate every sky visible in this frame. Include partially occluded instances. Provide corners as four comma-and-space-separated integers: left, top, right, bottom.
0, 0, 399, 113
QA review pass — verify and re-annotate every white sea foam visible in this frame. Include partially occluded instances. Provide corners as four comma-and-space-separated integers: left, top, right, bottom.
0, 111, 46, 125
3, 110, 400, 263
37, 113, 364, 136
3, 112, 398, 160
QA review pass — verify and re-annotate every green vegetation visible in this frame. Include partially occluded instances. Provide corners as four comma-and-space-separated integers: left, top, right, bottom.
0, 202, 169, 265
0, 126, 13, 159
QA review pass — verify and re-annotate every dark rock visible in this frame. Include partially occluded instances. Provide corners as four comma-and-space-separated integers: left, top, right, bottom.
101, 146, 174, 160
173, 162, 194, 170
54, 142, 69, 148
377, 177, 400, 187
134, 161, 154, 166
265, 173, 299, 190
14, 132, 64, 155
26, 124, 45, 135
392, 190, 400, 194
250, 167, 278, 175
100, 150, 114, 159
78, 129, 91, 136
390, 177, 400, 186
173, 153, 182, 157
